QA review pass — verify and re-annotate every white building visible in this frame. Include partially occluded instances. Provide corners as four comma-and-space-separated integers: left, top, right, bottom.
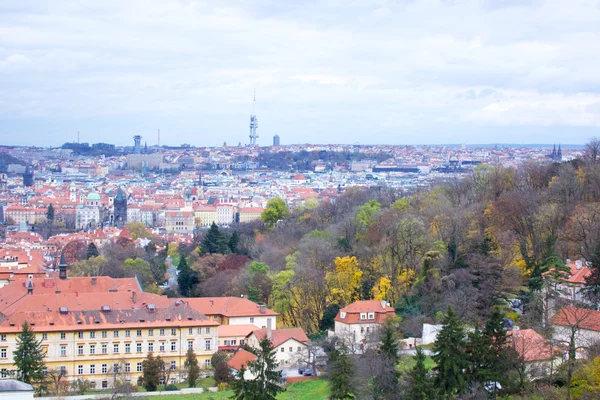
245, 324, 309, 366
333, 300, 396, 349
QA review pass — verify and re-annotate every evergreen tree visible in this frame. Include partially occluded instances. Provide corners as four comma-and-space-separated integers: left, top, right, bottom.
86, 242, 99, 260
406, 347, 433, 400
142, 353, 161, 392
585, 240, 600, 308
328, 346, 355, 400
185, 349, 200, 388
231, 367, 257, 400
433, 307, 467, 397
230, 338, 284, 400
46, 204, 55, 224
177, 256, 199, 297
373, 317, 400, 399
379, 317, 400, 362
229, 231, 240, 254
202, 222, 229, 254
13, 321, 45, 384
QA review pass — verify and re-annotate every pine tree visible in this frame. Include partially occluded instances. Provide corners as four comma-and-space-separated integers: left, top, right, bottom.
202, 222, 229, 254
329, 348, 355, 399
406, 347, 433, 400
177, 256, 198, 297
142, 353, 161, 392
229, 231, 240, 254
185, 349, 200, 388
231, 367, 257, 400
433, 307, 467, 397
86, 242, 99, 259
13, 321, 45, 384
379, 317, 399, 362
46, 204, 55, 224
374, 317, 400, 398
230, 338, 284, 400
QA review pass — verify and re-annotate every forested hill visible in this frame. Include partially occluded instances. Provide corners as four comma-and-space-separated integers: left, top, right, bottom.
225, 156, 598, 336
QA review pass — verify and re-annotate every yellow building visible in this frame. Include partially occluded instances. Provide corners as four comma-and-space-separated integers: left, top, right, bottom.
238, 207, 264, 224
194, 206, 217, 227
0, 275, 218, 390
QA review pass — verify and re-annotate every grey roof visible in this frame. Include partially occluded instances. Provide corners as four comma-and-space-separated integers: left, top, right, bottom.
0, 379, 34, 392
115, 187, 127, 200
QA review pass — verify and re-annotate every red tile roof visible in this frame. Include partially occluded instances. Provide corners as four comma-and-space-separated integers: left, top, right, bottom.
227, 348, 257, 371
335, 300, 396, 324
551, 306, 600, 331
249, 327, 309, 348
185, 297, 278, 318
507, 329, 563, 362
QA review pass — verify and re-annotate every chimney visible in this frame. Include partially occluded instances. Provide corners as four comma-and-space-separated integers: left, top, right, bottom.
91, 277, 97, 286
576, 260, 583, 270
132, 291, 137, 304
266, 318, 272, 340
259, 305, 266, 314
380, 300, 387, 309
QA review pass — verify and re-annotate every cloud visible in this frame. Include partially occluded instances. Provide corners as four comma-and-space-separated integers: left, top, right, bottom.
0, 0, 599, 145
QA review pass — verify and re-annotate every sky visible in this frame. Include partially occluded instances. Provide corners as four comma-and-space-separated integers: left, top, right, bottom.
0, 0, 599, 147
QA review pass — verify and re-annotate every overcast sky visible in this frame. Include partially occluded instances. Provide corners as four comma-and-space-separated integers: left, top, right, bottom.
0, 0, 599, 147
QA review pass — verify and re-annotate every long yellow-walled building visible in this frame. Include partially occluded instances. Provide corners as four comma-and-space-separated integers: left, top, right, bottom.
0, 275, 219, 389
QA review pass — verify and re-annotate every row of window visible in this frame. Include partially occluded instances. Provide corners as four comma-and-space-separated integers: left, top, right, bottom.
4, 358, 214, 379
64, 340, 211, 356
18, 327, 214, 342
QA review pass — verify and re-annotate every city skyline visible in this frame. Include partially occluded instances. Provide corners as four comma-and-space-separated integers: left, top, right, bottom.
1, 0, 599, 146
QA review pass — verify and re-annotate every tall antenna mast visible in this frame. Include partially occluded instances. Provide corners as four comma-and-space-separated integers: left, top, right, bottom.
249, 89, 258, 147
77, 131, 80, 144
158, 129, 160, 147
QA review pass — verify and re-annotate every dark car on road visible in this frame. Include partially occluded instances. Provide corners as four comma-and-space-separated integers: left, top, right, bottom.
303, 368, 314, 376
298, 366, 306, 375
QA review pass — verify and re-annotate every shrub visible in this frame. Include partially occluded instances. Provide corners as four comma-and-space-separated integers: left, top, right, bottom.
165, 384, 179, 391
218, 382, 230, 392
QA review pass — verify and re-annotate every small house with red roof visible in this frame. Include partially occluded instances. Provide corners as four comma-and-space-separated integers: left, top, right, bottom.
227, 348, 257, 379
507, 329, 564, 378
333, 300, 396, 348
245, 323, 309, 366
552, 307, 600, 358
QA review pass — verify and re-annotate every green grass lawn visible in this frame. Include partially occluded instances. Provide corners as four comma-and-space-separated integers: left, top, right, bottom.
397, 354, 436, 372
149, 378, 329, 400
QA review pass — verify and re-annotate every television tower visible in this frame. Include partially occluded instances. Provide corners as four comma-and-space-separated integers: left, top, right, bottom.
249, 89, 258, 146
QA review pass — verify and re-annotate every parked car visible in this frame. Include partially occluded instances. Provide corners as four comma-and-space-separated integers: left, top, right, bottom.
303, 368, 314, 376
298, 366, 306, 375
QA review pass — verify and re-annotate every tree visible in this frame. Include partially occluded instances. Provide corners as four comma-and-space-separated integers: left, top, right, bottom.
585, 137, 600, 165
328, 345, 356, 399
202, 222, 229, 254
177, 255, 199, 297
125, 222, 154, 240
433, 307, 467, 397
229, 231, 240, 254
406, 347, 433, 400
212, 351, 231, 384
46, 204, 54, 223
70, 255, 107, 277
142, 353, 162, 392
261, 197, 290, 227
13, 321, 45, 384
326, 256, 363, 307
231, 338, 284, 400
246, 262, 272, 304
86, 242, 99, 259
185, 349, 200, 388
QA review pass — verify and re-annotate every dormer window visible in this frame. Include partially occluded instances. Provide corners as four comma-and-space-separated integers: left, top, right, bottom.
340, 312, 346, 320
368, 312, 375, 320
360, 313, 367, 320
